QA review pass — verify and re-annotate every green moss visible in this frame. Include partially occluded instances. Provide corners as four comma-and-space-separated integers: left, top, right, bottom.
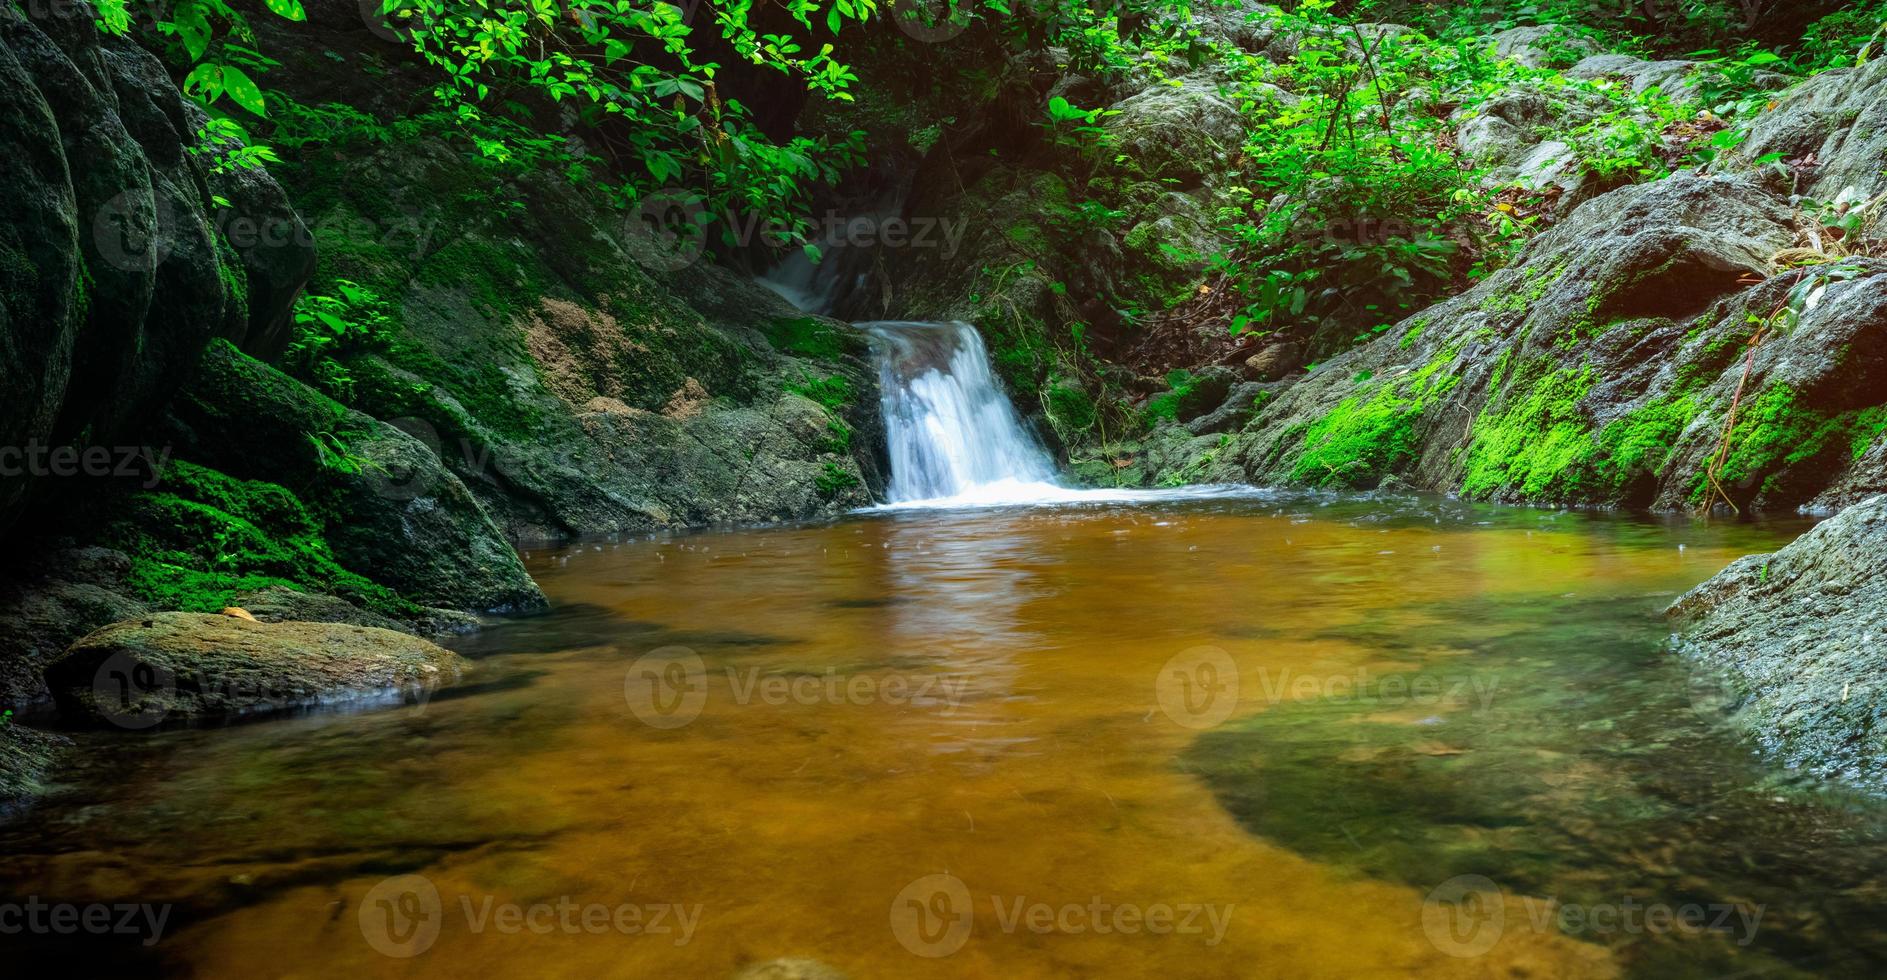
94, 460, 418, 618
765, 316, 847, 359
1481, 262, 1564, 314
1046, 380, 1097, 436
1592, 393, 1700, 490
1459, 364, 1596, 499
1849, 406, 1887, 460
787, 374, 855, 454
815, 461, 861, 496
1690, 386, 1887, 502
1144, 369, 1199, 424
1292, 349, 1460, 487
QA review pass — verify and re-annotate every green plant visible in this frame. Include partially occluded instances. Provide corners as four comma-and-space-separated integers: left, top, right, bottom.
815, 461, 860, 495
284, 281, 395, 404
99, 0, 877, 249
1144, 369, 1200, 423
94, 0, 307, 169
389, 0, 875, 246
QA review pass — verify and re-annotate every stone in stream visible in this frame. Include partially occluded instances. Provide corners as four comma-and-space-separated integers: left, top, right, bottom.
232, 585, 482, 637
1670, 494, 1887, 789
45, 612, 470, 729
0, 723, 71, 815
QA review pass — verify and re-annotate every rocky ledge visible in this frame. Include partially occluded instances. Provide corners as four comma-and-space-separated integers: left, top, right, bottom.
45, 612, 469, 729
1670, 494, 1887, 788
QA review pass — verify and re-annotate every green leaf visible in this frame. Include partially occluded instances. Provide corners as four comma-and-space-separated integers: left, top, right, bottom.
182, 63, 224, 103
220, 65, 268, 116
176, 4, 212, 61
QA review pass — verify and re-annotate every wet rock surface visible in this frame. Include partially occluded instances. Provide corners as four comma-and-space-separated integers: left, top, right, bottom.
1670, 493, 1887, 788
46, 612, 469, 727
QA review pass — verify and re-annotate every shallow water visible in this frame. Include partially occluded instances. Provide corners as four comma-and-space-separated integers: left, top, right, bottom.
5, 493, 1883, 978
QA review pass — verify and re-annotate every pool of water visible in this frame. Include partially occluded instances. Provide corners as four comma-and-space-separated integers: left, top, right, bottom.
4, 493, 1882, 978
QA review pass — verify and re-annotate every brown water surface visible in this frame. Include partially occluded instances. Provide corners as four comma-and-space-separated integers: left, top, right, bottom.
6, 494, 1884, 978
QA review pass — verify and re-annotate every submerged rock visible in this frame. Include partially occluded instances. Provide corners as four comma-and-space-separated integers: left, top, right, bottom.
732, 959, 849, 980
46, 612, 469, 727
1670, 494, 1887, 788
0, 722, 70, 815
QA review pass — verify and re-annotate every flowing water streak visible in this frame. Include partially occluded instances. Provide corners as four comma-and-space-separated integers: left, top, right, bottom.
861, 320, 1265, 509
863, 321, 1063, 504
756, 249, 1263, 508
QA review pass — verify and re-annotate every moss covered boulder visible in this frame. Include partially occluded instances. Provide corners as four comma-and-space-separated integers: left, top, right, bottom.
46, 612, 468, 727
162, 341, 545, 613
249, 76, 883, 538
1178, 174, 1887, 511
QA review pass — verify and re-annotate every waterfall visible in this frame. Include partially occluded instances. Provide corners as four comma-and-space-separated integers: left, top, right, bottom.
863, 321, 1065, 505
758, 233, 1263, 510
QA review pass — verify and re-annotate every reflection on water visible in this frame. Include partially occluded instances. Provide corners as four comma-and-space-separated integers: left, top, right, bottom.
1, 494, 1878, 978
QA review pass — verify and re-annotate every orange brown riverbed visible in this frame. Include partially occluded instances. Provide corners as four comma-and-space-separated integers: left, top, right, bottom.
6, 494, 1884, 978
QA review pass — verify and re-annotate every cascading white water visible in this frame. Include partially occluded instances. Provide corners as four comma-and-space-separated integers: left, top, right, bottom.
758, 231, 1266, 509
864, 321, 1064, 505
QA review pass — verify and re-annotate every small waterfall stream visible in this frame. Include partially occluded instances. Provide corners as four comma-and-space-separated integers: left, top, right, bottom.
862, 321, 1063, 505
758, 230, 1256, 509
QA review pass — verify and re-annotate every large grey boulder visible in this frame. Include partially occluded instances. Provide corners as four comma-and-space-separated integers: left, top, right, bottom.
1181, 174, 1887, 510
47, 612, 469, 727
1670, 495, 1887, 788
1452, 85, 1615, 206
1103, 74, 1248, 187
1722, 55, 1887, 204
1485, 25, 1603, 69
0, 3, 311, 533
